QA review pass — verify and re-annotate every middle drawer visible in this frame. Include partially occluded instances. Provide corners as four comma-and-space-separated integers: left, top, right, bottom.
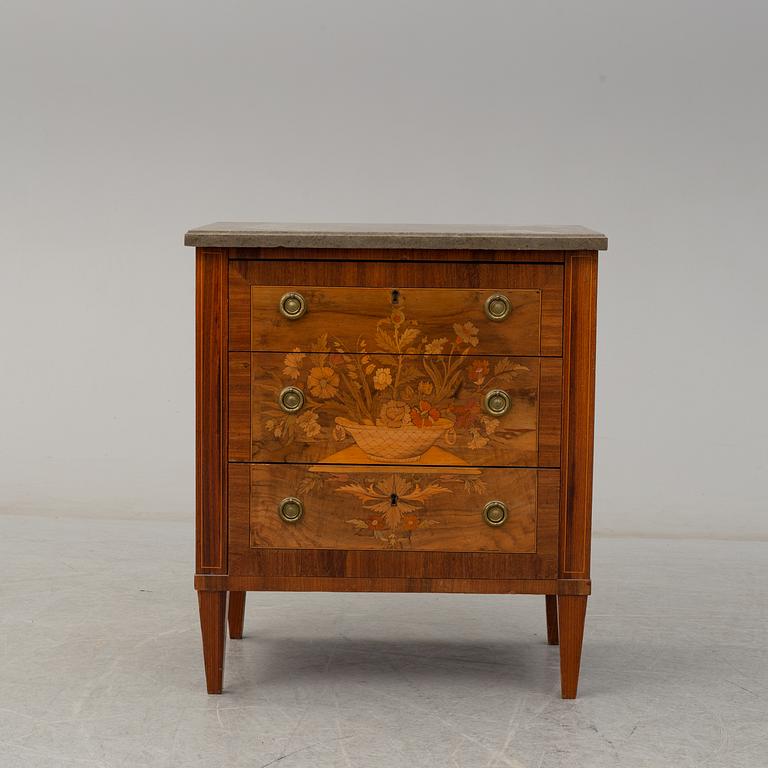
230, 351, 561, 467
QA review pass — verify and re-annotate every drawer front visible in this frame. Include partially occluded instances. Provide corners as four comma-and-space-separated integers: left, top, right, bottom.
228, 464, 559, 578
248, 285, 541, 356
232, 352, 561, 467
246, 463, 542, 553
229, 261, 564, 356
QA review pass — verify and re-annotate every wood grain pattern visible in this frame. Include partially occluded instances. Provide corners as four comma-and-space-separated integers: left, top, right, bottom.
248, 463, 537, 553
228, 353, 251, 459
195, 574, 592, 595
244, 351, 544, 467
228, 592, 246, 639
545, 595, 559, 645
229, 260, 250, 354
196, 248, 228, 573
229, 260, 563, 355
538, 358, 563, 467
230, 246, 570, 263
198, 590, 227, 694
559, 253, 598, 580
535, 468, 560, 564
558, 595, 587, 698
227, 464, 559, 579
250, 285, 541, 355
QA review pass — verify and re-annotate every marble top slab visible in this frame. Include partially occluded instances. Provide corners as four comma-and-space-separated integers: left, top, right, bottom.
184, 222, 607, 250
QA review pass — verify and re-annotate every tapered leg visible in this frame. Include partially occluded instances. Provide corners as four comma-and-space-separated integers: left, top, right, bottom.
228, 591, 246, 639
198, 590, 227, 694
558, 595, 587, 699
545, 595, 559, 645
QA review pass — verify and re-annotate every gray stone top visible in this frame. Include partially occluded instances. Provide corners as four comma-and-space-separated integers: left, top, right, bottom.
184, 222, 607, 250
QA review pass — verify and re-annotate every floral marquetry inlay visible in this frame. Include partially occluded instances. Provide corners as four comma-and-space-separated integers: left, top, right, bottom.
297, 471, 488, 549
250, 301, 541, 468
247, 462, 539, 554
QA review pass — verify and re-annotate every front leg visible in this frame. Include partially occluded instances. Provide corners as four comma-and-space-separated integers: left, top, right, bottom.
558, 595, 587, 698
198, 590, 228, 693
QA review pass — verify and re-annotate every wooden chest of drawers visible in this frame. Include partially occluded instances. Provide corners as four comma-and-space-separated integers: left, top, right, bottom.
186, 222, 606, 698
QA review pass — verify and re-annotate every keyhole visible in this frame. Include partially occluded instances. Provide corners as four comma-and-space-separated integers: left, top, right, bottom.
391, 289, 400, 305
390, 493, 398, 506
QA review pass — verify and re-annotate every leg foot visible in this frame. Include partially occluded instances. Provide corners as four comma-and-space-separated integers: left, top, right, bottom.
198, 590, 227, 694
228, 591, 246, 639
558, 595, 587, 699
545, 595, 559, 645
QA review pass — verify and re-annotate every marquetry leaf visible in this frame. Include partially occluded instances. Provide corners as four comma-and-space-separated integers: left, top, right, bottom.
311, 333, 330, 353
494, 358, 530, 377
403, 482, 452, 502
375, 327, 399, 353
297, 476, 324, 495
398, 327, 421, 347
462, 478, 487, 494
336, 483, 378, 502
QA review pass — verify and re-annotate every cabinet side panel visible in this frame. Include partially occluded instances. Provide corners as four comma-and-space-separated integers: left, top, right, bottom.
560, 253, 597, 579
196, 248, 228, 573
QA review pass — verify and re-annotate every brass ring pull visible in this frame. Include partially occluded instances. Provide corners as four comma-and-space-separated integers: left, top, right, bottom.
484, 389, 511, 416
483, 500, 508, 527
484, 293, 511, 321
279, 291, 307, 319
279, 386, 305, 413
278, 497, 304, 523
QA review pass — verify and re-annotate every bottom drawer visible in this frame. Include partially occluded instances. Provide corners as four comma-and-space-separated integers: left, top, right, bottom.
239, 463, 546, 554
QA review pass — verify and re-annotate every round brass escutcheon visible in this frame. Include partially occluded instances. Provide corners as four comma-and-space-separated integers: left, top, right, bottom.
279, 386, 305, 413
483, 500, 508, 527
484, 389, 511, 416
484, 293, 512, 321
278, 497, 304, 523
279, 291, 307, 319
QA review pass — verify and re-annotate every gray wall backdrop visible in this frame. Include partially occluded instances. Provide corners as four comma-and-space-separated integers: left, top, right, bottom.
1, 1, 766, 538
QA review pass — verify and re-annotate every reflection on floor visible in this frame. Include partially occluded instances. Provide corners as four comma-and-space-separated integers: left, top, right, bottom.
0, 515, 766, 768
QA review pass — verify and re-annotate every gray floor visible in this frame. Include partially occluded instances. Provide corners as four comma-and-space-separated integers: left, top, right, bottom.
0, 516, 766, 768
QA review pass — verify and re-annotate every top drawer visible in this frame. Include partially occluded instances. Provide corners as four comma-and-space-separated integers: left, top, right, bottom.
229, 261, 563, 356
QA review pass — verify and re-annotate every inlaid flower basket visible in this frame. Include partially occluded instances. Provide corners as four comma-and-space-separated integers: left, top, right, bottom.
260, 301, 534, 462
335, 416, 454, 463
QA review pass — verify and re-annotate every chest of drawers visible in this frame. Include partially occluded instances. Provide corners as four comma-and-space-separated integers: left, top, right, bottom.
185, 222, 606, 698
